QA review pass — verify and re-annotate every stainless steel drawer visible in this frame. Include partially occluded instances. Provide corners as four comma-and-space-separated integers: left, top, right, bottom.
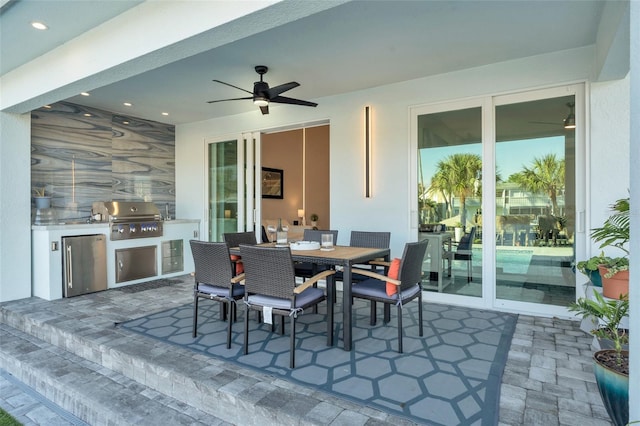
115, 245, 157, 283
162, 239, 184, 274
162, 239, 183, 257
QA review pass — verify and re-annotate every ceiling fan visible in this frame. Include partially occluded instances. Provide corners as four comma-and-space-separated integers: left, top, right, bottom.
207, 65, 318, 115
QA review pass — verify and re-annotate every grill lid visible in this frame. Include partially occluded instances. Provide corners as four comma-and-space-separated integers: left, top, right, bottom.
92, 201, 161, 222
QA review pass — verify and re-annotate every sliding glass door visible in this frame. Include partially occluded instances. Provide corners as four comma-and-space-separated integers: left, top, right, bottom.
494, 95, 576, 307
206, 133, 260, 242
411, 85, 584, 314
415, 103, 484, 297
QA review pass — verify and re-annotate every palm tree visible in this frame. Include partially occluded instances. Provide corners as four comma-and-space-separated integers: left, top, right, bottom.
509, 153, 565, 215
428, 167, 453, 218
418, 183, 439, 223
429, 153, 482, 227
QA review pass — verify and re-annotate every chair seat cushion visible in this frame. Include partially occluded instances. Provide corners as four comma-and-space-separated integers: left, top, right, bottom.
247, 287, 325, 310
197, 282, 244, 298
353, 278, 420, 302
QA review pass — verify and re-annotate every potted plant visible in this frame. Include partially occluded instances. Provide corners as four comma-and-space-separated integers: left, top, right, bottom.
32, 187, 51, 209
310, 213, 318, 229
575, 252, 608, 287
453, 221, 463, 242
590, 197, 630, 299
569, 290, 629, 426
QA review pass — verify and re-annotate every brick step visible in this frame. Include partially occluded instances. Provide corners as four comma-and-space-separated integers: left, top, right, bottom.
0, 290, 398, 425
0, 324, 223, 426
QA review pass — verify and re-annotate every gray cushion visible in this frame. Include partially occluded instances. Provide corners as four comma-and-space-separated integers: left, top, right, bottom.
198, 283, 244, 298
351, 279, 420, 301
248, 287, 325, 310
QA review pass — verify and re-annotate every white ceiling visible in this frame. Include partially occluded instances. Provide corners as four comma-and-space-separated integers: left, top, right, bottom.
1, 0, 605, 125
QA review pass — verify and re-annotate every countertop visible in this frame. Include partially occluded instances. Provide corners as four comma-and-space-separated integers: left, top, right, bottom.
32, 218, 199, 231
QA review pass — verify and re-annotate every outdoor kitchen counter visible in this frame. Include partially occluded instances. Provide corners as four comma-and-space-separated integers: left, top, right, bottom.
31, 218, 198, 230
32, 219, 200, 300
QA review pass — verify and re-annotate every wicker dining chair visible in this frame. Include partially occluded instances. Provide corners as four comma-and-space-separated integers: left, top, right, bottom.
444, 227, 476, 282
239, 244, 335, 368
190, 240, 245, 349
334, 231, 391, 283
223, 231, 257, 247
223, 231, 258, 274
350, 239, 428, 353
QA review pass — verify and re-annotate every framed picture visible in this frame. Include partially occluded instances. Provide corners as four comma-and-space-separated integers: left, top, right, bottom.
261, 167, 283, 199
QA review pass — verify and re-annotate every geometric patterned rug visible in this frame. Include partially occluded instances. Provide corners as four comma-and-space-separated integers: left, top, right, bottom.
121, 296, 517, 425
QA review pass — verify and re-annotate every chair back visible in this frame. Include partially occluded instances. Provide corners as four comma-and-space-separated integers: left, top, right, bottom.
457, 227, 476, 251
398, 240, 429, 291
303, 229, 338, 243
189, 240, 235, 287
349, 231, 390, 249
223, 231, 257, 248
239, 245, 297, 299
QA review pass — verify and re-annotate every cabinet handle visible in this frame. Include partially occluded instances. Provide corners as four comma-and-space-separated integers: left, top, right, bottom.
66, 245, 73, 288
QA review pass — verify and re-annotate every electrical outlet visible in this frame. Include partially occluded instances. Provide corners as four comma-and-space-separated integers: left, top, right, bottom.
51, 241, 58, 251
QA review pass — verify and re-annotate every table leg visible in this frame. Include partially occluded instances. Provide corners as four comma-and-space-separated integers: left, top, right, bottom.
327, 273, 334, 347
342, 263, 352, 351
436, 249, 443, 292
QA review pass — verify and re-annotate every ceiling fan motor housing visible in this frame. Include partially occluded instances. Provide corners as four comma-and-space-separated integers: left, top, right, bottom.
254, 81, 270, 100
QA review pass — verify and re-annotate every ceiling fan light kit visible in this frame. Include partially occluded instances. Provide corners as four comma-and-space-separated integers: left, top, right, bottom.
564, 102, 576, 129
208, 65, 317, 115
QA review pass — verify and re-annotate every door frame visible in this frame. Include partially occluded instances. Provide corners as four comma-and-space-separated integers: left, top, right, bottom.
409, 83, 586, 317
204, 132, 262, 242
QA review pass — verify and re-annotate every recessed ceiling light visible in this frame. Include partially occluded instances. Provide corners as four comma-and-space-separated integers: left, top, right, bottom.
31, 21, 48, 30
84, 113, 92, 117
123, 102, 132, 107
43, 105, 52, 109
80, 92, 90, 97
161, 112, 169, 116
123, 121, 130, 125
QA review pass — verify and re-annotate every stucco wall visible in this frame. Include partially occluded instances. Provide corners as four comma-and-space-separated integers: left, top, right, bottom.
177, 47, 625, 258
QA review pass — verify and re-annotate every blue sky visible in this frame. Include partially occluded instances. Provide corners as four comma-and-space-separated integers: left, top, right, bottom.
419, 136, 565, 186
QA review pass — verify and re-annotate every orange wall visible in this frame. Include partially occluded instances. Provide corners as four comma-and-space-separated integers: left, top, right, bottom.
261, 125, 329, 228
305, 126, 330, 230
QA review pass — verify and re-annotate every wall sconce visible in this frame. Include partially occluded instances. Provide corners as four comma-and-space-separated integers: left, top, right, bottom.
224, 209, 231, 219
364, 105, 372, 198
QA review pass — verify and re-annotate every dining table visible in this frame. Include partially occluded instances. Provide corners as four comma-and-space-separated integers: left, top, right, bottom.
230, 243, 390, 351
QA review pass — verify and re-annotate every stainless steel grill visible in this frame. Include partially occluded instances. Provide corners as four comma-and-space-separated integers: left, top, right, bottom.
92, 201, 163, 240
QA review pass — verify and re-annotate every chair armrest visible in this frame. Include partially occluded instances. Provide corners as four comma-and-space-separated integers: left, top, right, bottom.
231, 273, 245, 284
294, 270, 336, 294
351, 268, 400, 285
369, 259, 390, 267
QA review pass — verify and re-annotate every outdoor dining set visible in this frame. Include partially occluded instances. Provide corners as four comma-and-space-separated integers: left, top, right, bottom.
189, 229, 431, 368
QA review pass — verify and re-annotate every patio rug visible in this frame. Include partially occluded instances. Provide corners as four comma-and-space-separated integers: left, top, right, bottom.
120, 297, 517, 426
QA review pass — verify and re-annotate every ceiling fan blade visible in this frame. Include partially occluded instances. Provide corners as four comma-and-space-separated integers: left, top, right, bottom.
212, 79, 253, 95
207, 96, 252, 104
259, 105, 269, 115
266, 82, 299, 98
270, 95, 317, 107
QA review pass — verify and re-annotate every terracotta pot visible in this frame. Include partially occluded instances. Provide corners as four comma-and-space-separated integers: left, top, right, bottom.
598, 266, 629, 299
